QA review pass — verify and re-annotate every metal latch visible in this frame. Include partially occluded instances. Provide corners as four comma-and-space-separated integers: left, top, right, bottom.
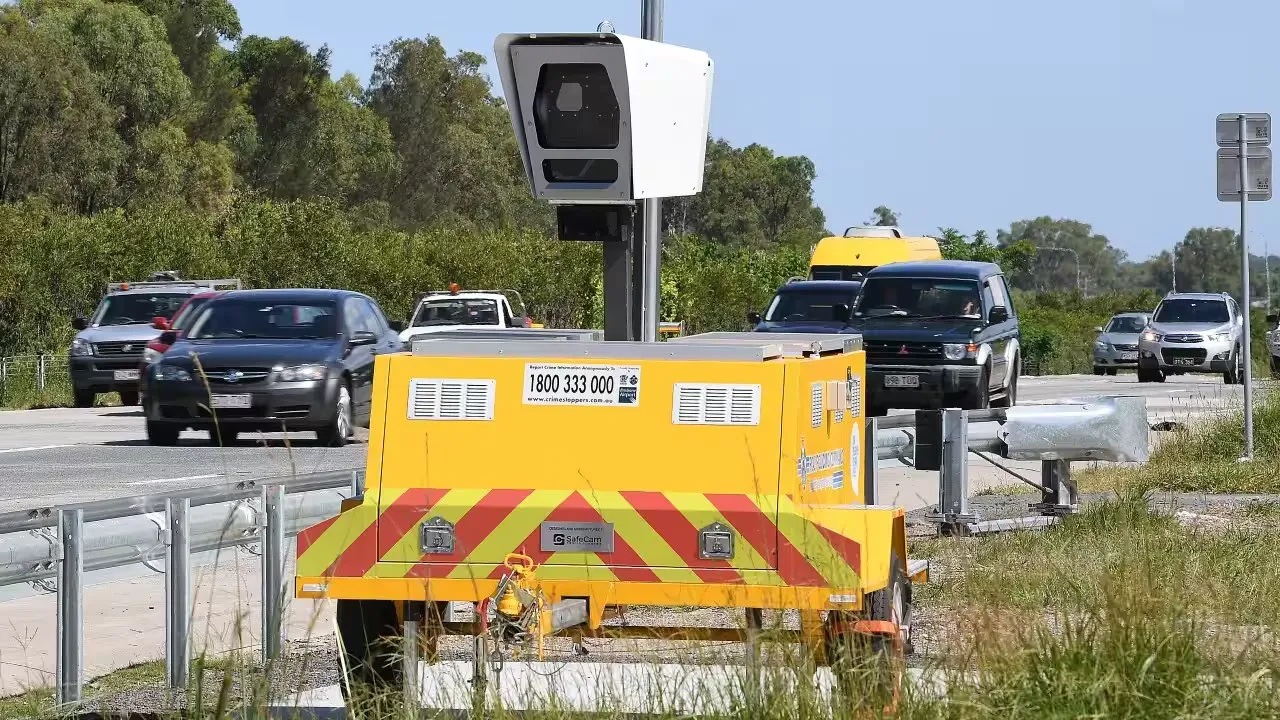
698, 522, 734, 560
420, 517, 455, 554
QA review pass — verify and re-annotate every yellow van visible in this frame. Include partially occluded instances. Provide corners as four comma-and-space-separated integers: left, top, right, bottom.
809, 226, 942, 280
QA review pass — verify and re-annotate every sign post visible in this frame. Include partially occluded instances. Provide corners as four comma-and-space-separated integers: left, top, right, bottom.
1216, 112, 1272, 461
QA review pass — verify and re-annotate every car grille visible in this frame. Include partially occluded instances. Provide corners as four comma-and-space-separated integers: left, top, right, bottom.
1162, 348, 1207, 364
194, 367, 272, 385
1112, 343, 1138, 351
866, 341, 943, 363
94, 341, 145, 358
1163, 334, 1203, 344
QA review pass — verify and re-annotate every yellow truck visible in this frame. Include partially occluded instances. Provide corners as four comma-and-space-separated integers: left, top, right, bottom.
809, 226, 942, 281
294, 330, 926, 702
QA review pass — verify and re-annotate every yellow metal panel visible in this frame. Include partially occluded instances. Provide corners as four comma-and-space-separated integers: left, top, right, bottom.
809, 236, 942, 269
783, 350, 867, 506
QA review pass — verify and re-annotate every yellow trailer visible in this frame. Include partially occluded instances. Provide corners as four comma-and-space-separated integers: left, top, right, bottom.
294, 331, 925, 701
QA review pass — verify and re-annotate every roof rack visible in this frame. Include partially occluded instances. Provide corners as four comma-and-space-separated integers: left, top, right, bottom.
106, 278, 242, 293
842, 225, 904, 238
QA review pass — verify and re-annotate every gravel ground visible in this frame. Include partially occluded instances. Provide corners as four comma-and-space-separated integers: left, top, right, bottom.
72, 489, 1280, 714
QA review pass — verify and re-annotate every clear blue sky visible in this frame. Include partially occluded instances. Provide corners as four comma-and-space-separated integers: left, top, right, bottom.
230, 0, 1278, 263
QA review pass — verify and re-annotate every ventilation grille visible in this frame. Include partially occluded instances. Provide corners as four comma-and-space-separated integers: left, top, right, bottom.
811, 383, 824, 427
672, 384, 761, 426
408, 379, 495, 421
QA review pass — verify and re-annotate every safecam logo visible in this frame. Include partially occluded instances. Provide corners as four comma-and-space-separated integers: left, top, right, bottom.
553, 533, 566, 546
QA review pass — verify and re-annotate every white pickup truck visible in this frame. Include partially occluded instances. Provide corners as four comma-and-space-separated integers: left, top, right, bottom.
398, 286, 535, 343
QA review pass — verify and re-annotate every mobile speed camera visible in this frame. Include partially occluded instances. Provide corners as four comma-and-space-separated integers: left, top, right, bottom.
494, 32, 714, 204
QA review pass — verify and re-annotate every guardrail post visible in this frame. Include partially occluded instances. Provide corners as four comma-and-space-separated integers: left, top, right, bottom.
926, 408, 978, 535
165, 498, 191, 690
862, 416, 878, 504
261, 485, 285, 664
37, 354, 46, 392
1033, 459, 1079, 516
56, 508, 84, 707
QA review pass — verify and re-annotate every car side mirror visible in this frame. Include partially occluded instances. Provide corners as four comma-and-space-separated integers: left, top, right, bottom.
988, 306, 1009, 325
349, 330, 378, 347
72, 316, 88, 331
152, 316, 170, 330
388, 320, 405, 333
158, 330, 177, 345
1093, 326, 1104, 333
747, 311, 762, 325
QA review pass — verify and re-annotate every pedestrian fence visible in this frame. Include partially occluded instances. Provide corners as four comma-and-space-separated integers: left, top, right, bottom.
0, 395, 1152, 708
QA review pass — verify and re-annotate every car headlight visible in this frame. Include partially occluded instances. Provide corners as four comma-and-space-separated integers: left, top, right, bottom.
1094, 340, 1109, 351
70, 338, 93, 357
1142, 331, 1162, 342
142, 347, 164, 364
942, 343, 978, 361
276, 364, 327, 382
1207, 332, 1232, 343
154, 364, 192, 381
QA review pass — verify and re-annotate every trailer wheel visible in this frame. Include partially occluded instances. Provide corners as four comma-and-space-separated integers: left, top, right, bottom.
336, 599, 403, 702
824, 552, 909, 711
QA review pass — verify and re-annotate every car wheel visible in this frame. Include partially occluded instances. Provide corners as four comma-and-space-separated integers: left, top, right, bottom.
1093, 367, 1105, 376
992, 359, 1018, 408
1137, 367, 1163, 383
318, 383, 353, 447
964, 367, 991, 410
1224, 346, 1243, 385
118, 390, 140, 407
146, 421, 180, 446
1271, 356, 1280, 380
1106, 368, 1118, 376
73, 389, 95, 408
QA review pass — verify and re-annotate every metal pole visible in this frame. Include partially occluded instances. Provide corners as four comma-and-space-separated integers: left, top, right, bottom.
603, 210, 635, 341
165, 498, 191, 690
1034, 460, 1078, 516
639, 0, 664, 342
402, 610, 420, 711
261, 485, 286, 663
37, 354, 45, 392
862, 417, 878, 505
1240, 114, 1255, 461
933, 408, 976, 535
1171, 247, 1178, 293
56, 508, 84, 707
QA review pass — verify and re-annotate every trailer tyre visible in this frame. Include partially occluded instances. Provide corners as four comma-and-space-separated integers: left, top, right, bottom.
336, 599, 403, 702
824, 552, 910, 710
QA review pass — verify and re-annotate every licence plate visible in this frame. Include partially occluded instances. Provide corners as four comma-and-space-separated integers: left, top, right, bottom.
1120, 352, 1138, 361
884, 374, 920, 389
113, 369, 140, 381
210, 394, 252, 409
1172, 358, 1197, 367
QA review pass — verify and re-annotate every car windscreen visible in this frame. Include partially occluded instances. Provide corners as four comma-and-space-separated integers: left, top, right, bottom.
91, 293, 191, 326
170, 297, 213, 332
411, 298, 500, 327
1154, 299, 1229, 324
187, 300, 338, 340
764, 290, 858, 322
1106, 315, 1148, 333
854, 278, 982, 319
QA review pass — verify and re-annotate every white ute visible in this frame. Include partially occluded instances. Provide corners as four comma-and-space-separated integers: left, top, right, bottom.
398, 284, 534, 343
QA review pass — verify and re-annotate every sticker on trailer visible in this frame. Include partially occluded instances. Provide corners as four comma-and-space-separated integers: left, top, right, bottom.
797, 442, 844, 491
523, 363, 641, 407
849, 422, 861, 494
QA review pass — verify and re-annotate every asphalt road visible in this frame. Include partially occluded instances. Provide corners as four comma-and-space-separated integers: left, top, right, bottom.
0, 373, 1249, 512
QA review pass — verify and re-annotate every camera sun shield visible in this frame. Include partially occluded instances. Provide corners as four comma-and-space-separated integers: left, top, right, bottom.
495, 32, 714, 204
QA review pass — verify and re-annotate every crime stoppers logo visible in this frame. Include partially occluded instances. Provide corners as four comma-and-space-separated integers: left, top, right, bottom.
797, 439, 845, 492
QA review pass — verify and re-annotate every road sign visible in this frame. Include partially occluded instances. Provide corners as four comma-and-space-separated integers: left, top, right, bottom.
1217, 113, 1271, 146
1217, 146, 1272, 202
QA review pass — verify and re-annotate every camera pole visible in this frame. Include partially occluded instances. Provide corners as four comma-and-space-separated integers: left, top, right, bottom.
637, 0, 664, 342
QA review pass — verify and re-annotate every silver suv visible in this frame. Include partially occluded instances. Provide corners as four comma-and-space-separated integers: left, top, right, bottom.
1136, 292, 1245, 384
1092, 311, 1150, 376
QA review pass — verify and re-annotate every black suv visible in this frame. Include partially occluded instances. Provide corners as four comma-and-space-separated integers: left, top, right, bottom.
143, 289, 404, 446
748, 279, 863, 333
847, 261, 1021, 415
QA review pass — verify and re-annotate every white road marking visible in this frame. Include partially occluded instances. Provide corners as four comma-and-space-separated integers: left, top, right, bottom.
0, 444, 75, 454
127, 473, 221, 486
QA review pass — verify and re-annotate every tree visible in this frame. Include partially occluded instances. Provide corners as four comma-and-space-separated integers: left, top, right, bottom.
662, 138, 827, 248
366, 36, 545, 229
868, 205, 899, 227
935, 228, 1035, 275
997, 217, 1125, 294
1174, 227, 1240, 296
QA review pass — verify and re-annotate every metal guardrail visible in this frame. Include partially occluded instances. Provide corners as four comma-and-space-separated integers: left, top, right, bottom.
0, 396, 1152, 708
0, 468, 363, 706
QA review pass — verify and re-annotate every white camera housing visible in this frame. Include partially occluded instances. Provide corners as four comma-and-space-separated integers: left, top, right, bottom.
494, 32, 714, 204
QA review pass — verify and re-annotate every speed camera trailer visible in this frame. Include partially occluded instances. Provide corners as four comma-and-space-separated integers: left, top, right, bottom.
494, 32, 714, 206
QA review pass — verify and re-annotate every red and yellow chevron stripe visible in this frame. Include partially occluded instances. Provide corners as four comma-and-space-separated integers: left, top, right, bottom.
296, 489, 879, 594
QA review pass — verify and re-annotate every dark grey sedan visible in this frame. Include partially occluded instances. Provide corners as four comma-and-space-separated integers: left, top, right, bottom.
143, 289, 404, 446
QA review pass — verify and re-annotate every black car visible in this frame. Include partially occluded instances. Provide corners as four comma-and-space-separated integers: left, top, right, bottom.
748, 279, 863, 333
847, 261, 1020, 415
143, 289, 404, 446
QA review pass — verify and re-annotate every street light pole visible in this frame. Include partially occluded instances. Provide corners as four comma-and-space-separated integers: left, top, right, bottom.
638, 0, 664, 342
